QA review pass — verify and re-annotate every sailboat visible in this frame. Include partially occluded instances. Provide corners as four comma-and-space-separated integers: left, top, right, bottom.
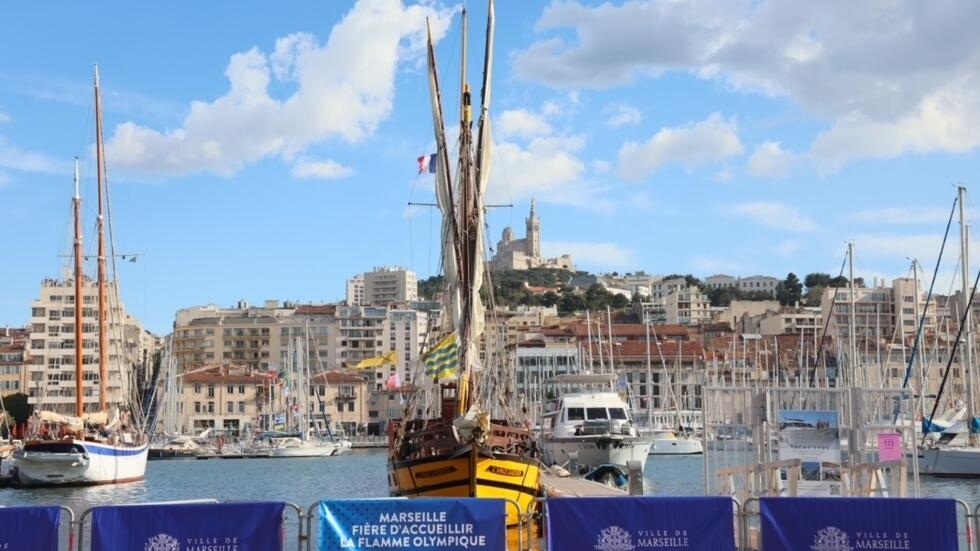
387, 0, 542, 531
917, 185, 980, 476
267, 334, 339, 458
640, 324, 703, 455
12, 66, 149, 486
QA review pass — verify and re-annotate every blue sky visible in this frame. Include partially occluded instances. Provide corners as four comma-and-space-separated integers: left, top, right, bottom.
2, 1, 978, 336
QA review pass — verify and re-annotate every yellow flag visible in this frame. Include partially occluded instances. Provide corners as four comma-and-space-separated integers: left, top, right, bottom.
354, 351, 399, 369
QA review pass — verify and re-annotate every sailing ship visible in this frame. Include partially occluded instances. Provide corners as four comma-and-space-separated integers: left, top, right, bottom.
387, 0, 542, 530
12, 67, 149, 486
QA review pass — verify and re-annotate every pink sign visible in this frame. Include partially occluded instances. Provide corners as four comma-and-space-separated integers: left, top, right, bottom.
877, 431, 903, 461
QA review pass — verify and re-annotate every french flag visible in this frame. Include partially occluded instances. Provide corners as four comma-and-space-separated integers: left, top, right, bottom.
417, 153, 437, 174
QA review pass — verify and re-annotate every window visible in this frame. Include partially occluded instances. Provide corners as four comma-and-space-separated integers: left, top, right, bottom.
207, 385, 215, 398
226, 401, 233, 413
566, 407, 584, 421
207, 402, 215, 413
194, 402, 201, 413
238, 401, 245, 413
347, 402, 355, 412
586, 407, 608, 420
608, 408, 628, 420
238, 385, 245, 394
227, 385, 234, 394
194, 384, 201, 394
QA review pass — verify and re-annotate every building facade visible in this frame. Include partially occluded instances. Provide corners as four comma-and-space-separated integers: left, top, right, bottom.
26, 277, 149, 412
363, 267, 418, 306
0, 326, 29, 397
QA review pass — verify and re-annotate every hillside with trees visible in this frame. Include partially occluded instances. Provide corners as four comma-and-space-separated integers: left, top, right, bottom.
416, 269, 860, 314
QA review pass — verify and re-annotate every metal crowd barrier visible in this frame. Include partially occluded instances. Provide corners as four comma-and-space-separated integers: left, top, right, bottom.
6, 495, 978, 550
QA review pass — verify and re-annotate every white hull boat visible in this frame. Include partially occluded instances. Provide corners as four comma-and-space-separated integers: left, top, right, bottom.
645, 428, 703, 455
13, 438, 149, 486
268, 437, 339, 458
540, 374, 651, 474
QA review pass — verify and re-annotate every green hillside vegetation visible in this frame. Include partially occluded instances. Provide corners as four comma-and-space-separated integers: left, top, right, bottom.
416, 269, 859, 314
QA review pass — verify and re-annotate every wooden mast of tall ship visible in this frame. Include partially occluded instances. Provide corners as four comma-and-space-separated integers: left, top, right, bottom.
95, 65, 111, 415
387, 0, 542, 531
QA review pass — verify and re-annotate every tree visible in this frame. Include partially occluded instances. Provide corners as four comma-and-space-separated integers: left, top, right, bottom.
804, 273, 833, 289
775, 272, 804, 306
708, 286, 743, 307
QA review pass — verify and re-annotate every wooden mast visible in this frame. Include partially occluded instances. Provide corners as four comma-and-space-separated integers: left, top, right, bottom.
94, 65, 109, 411
72, 158, 84, 416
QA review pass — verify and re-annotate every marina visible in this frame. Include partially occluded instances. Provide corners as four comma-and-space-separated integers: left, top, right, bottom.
0, 0, 978, 549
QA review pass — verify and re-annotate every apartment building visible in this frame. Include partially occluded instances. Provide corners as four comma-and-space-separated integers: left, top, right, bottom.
363, 266, 418, 306
819, 277, 940, 389
172, 364, 370, 437
0, 326, 29, 397
26, 277, 147, 411
704, 274, 779, 297
345, 274, 365, 307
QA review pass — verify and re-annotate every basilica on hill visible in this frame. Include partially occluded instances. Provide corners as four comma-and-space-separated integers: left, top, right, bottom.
489, 199, 575, 273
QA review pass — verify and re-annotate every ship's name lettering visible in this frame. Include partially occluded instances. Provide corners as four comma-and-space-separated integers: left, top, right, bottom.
486, 466, 523, 477
416, 466, 456, 479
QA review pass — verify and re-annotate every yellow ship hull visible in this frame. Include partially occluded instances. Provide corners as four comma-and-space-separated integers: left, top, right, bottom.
388, 450, 541, 527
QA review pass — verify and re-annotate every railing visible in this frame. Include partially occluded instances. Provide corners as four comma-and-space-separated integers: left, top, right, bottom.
4, 494, 979, 550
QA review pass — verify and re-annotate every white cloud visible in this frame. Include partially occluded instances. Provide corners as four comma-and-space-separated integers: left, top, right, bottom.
544, 240, 634, 268
725, 201, 818, 232
0, 112, 11, 124
850, 233, 946, 264
604, 102, 641, 128
105, 1, 453, 177
0, 171, 9, 187
591, 159, 611, 173
496, 109, 552, 140
291, 158, 354, 180
747, 141, 800, 179
848, 206, 955, 226
618, 113, 743, 181
0, 136, 63, 174
513, 1, 980, 169
811, 75, 980, 170
491, 135, 595, 206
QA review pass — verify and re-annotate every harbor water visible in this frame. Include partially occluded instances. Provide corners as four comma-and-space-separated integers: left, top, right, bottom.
4, 449, 980, 510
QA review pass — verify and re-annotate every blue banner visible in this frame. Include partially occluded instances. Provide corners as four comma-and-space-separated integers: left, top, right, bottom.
0, 506, 61, 551
318, 498, 506, 551
546, 496, 735, 550
90, 501, 286, 551
760, 497, 957, 551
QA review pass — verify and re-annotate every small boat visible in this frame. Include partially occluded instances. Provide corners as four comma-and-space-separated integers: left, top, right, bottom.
539, 373, 651, 474
644, 426, 703, 455
149, 435, 217, 460
268, 435, 339, 458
